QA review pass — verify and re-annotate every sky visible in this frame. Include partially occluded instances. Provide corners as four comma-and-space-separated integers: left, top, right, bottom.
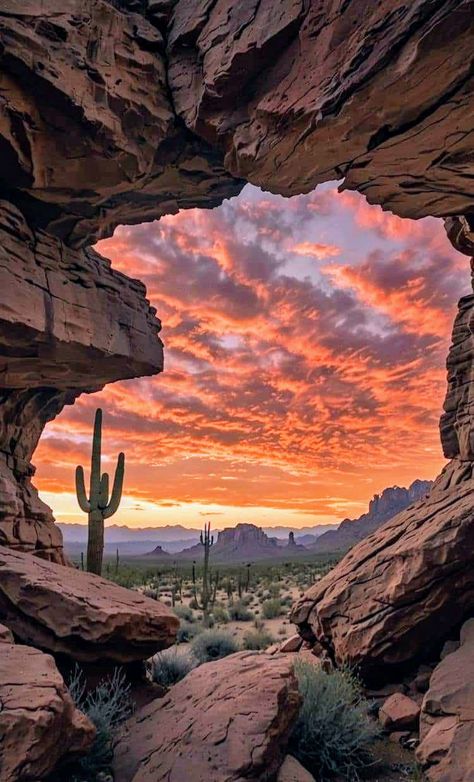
34, 182, 469, 530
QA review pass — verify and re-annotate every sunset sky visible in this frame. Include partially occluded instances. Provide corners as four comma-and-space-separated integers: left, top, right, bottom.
34, 183, 469, 530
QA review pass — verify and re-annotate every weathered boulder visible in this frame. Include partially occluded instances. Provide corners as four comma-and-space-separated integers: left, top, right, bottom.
0, 546, 179, 662
379, 693, 420, 731
0, 622, 14, 644
0, 642, 95, 781
113, 651, 301, 782
417, 618, 474, 782
291, 462, 474, 682
277, 755, 316, 782
0, 199, 163, 563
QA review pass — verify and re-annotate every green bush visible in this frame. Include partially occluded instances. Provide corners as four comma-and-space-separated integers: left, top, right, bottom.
262, 598, 282, 619
243, 630, 275, 650
289, 661, 379, 781
173, 604, 195, 622
191, 629, 240, 664
177, 620, 203, 643
228, 601, 254, 621
63, 666, 134, 781
212, 605, 230, 624
151, 648, 196, 686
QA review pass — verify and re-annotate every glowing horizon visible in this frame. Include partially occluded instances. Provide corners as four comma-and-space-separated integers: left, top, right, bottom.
34, 183, 467, 530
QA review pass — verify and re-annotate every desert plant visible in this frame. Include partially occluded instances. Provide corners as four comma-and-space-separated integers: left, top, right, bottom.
289, 661, 379, 781
66, 665, 133, 780
191, 524, 217, 619
262, 598, 282, 619
212, 604, 229, 624
243, 629, 274, 650
228, 601, 254, 621
174, 604, 195, 622
75, 408, 125, 575
150, 648, 196, 686
191, 629, 240, 663
176, 620, 203, 643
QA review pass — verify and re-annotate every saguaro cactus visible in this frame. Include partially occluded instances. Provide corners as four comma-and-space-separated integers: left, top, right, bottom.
75, 408, 125, 575
192, 522, 215, 619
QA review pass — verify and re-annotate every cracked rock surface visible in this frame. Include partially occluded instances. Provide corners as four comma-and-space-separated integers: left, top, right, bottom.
0, 642, 95, 781
417, 618, 474, 781
0, 545, 179, 662
290, 462, 474, 682
113, 651, 301, 782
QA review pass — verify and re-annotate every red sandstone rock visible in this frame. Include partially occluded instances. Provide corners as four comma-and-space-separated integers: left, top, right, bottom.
0, 643, 95, 781
277, 755, 316, 782
113, 651, 301, 782
0, 546, 179, 662
0, 200, 163, 563
279, 634, 304, 653
379, 693, 420, 731
0, 622, 14, 644
417, 618, 474, 782
291, 464, 474, 681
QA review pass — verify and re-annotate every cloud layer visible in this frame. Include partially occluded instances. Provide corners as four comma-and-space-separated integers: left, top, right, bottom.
34, 183, 469, 528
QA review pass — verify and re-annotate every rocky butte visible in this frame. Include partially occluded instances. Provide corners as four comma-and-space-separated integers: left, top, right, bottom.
0, 1, 473, 781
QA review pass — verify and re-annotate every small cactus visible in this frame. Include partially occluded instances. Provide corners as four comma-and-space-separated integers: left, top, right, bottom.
75, 408, 125, 575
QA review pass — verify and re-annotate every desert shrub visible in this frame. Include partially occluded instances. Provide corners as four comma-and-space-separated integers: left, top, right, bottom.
268, 583, 281, 598
289, 661, 378, 781
253, 617, 265, 631
189, 597, 199, 609
243, 630, 274, 650
191, 629, 240, 664
212, 605, 229, 624
64, 665, 133, 781
262, 598, 282, 619
173, 604, 195, 622
177, 620, 204, 643
228, 601, 254, 621
151, 648, 195, 686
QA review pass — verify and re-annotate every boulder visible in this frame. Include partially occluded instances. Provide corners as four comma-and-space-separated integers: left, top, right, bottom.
113, 651, 301, 782
0, 546, 179, 663
277, 755, 316, 782
0, 643, 95, 781
280, 634, 304, 653
291, 465, 474, 682
0, 622, 14, 644
379, 694, 420, 731
417, 618, 474, 781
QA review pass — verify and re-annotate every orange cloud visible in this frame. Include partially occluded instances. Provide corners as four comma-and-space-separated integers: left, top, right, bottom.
34, 184, 469, 529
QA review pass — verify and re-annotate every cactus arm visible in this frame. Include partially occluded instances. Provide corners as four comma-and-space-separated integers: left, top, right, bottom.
98, 472, 109, 510
89, 408, 102, 507
103, 452, 124, 519
75, 466, 91, 513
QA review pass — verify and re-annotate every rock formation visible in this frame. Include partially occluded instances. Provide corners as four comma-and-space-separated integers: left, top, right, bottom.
0, 641, 95, 780
291, 461, 474, 683
177, 522, 308, 563
0, 545, 179, 662
310, 479, 433, 553
113, 651, 301, 782
0, 199, 163, 563
417, 618, 474, 781
0, 1, 472, 565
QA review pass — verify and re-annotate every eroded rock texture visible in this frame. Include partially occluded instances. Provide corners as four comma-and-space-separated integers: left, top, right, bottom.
0, 642, 96, 781
113, 651, 301, 782
417, 618, 474, 782
0, 200, 162, 562
0, 544, 179, 662
291, 460, 474, 683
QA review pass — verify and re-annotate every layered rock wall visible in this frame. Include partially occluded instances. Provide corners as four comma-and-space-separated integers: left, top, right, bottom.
0, 200, 163, 561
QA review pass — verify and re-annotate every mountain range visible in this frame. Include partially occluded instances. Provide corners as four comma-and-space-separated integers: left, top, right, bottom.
59, 478, 433, 561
